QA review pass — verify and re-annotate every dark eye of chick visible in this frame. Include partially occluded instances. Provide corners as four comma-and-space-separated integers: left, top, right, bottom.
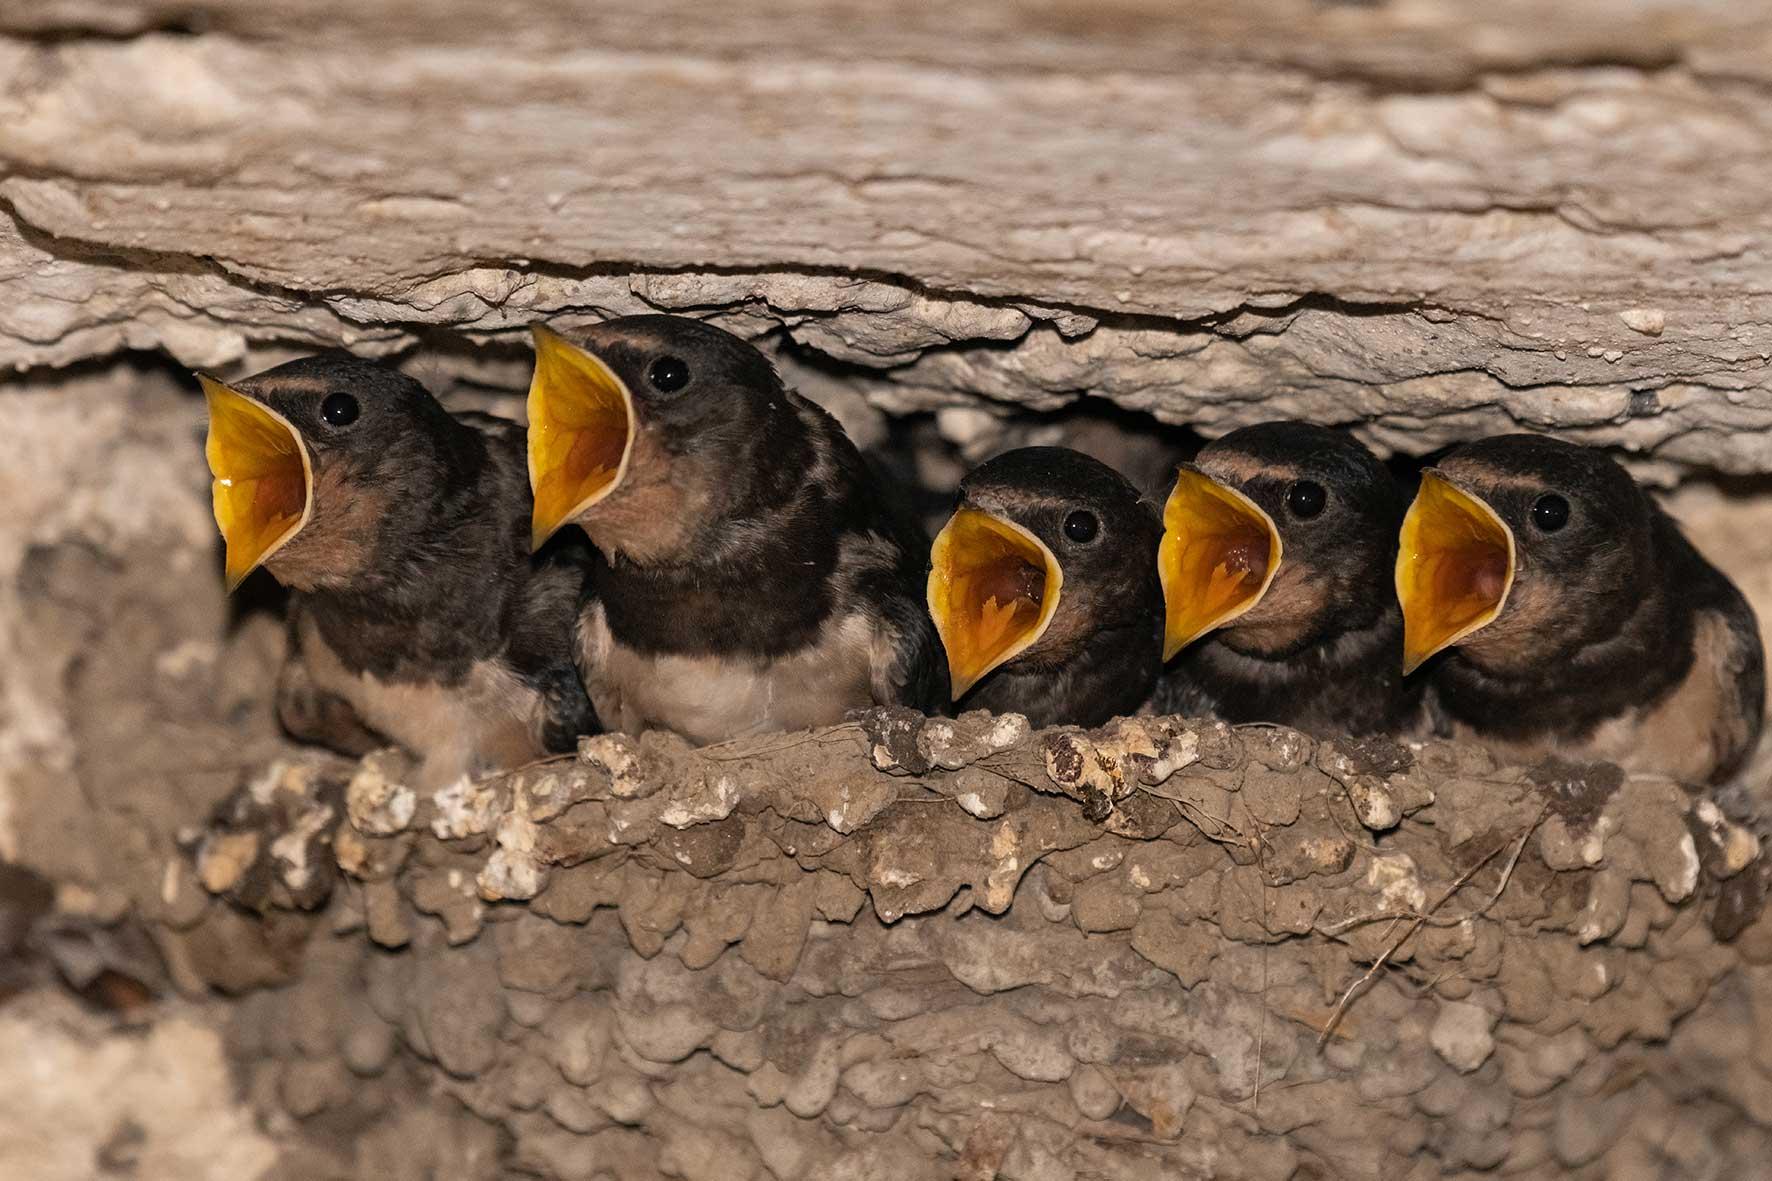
1532, 493, 1570, 533
648, 356, 690, 394
1063, 510, 1099, 544
1285, 479, 1327, 519
321, 392, 360, 427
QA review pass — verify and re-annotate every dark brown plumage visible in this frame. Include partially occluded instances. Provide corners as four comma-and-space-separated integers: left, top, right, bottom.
1152, 422, 1416, 737
527, 315, 941, 744
1399, 434, 1763, 784
202, 354, 596, 787
930, 447, 1163, 729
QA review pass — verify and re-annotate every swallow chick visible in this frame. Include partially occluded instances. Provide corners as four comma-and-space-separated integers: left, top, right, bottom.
201, 354, 596, 788
1150, 422, 1415, 736
926, 447, 1163, 729
526, 316, 942, 744
1396, 433, 1763, 784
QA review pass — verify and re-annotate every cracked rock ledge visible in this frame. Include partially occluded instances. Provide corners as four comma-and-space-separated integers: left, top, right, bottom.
170, 707, 1772, 1181
6, 1, 1772, 475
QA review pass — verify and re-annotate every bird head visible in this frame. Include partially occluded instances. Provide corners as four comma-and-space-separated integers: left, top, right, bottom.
526, 315, 795, 565
928, 446, 1160, 700
1160, 422, 1402, 661
199, 355, 463, 592
1397, 434, 1649, 674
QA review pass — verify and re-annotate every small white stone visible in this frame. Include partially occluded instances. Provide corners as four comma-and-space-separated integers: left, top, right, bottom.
269, 804, 335, 891
346, 755, 416, 836
957, 792, 989, 817
478, 807, 545, 900
1345, 776, 1401, 831
1581, 814, 1614, 866
1068, 1064, 1122, 1120
988, 714, 1030, 749
1430, 1001, 1497, 1073
1366, 852, 1426, 913
430, 774, 499, 839
1662, 832, 1701, 903
1618, 308, 1665, 336
658, 774, 740, 829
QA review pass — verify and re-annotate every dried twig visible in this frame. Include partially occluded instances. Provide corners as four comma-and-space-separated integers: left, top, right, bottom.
1315, 809, 1546, 1050
1321, 788, 1387, 858
498, 750, 581, 777
1252, 806, 1272, 1118
1315, 805, 1548, 938
1174, 795, 1253, 849
697, 723, 866, 762
971, 762, 1042, 792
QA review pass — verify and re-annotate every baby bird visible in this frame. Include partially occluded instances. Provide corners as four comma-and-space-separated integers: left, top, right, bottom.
526, 316, 942, 744
927, 447, 1163, 729
1397, 433, 1763, 784
1151, 422, 1415, 736
201, 354, 596, 788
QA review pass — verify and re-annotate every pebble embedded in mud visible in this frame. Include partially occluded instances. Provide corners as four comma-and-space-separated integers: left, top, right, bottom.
1067, 1064, 1121, 1120
1431, 999, 1500, 1073
345, 751, 418, 837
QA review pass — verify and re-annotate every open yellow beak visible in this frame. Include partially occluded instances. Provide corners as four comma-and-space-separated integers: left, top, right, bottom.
928, 508, 1064, 700
1396, 471, 1516, 675
1158, 467, 1283, 660
200, 375, 312, 592
527, 325, 636, 549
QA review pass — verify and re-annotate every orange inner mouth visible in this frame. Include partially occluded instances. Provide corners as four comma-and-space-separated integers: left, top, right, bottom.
1396, 471, 1516, 674
1158, 467, 1283, 659
928, 508, 1063, 699
201, 375, 313, 591
528, 325, 635, 548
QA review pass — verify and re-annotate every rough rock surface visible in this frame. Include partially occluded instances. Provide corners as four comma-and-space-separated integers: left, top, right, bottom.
0, 990, 278, 1181
166, 709, 1772, 1179
3, 1, 1772, 470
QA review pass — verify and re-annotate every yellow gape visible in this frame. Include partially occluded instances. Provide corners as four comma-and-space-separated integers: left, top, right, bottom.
927, 509, 1064, 699
1396, 471, 1516, 674
200, 376, 313, 592
1157, 467, 1283, 660
527, 325, 636, 548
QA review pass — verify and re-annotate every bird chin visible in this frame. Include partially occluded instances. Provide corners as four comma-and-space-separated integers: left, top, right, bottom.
927, 507, 1064, 700
1157, 466, 1283, 661
200, 375, 314, 592
1396, 470, 1516, 674
527, 324, 636, 549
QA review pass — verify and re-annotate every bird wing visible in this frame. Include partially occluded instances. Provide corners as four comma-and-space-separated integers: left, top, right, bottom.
461, 406, 602, 750
869, 581, 948, 713
1704, 597, 1766, 785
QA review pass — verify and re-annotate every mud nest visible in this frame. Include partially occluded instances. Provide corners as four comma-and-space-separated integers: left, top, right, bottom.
148, 707, 1772, 1180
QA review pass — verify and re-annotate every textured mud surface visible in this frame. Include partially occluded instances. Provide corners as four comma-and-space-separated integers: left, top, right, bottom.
153, 708, 1768, 1180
